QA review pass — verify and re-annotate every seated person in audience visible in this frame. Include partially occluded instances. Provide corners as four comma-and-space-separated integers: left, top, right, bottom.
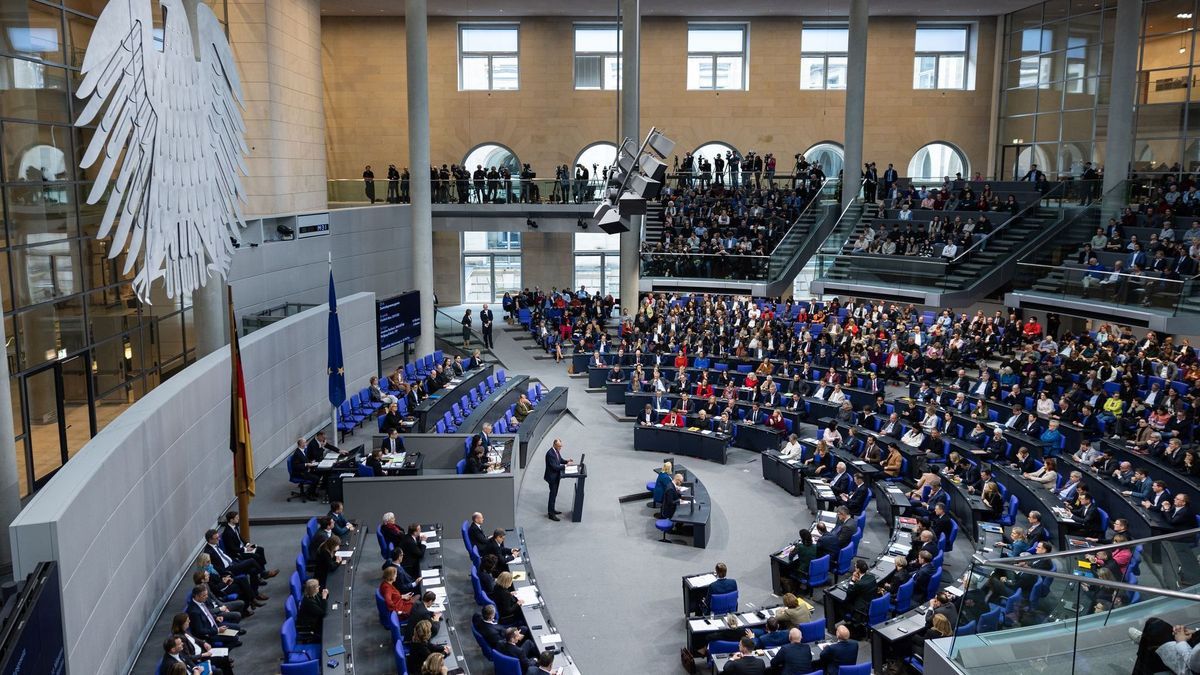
770, 628, 814, 675
171, 613, 234, 675
637, 403, 655, 426
844, 472, 870, 516
1142, 480, 1171, 510
980, 482, 1005, 521
1072, 439, 1105, 467
704, 562, 738, 610
845, 559, 879, 624
186, 585, 241, 648
779, 434, 803, 460
929, 502, 953, 544
159, 634, 210, 675
473, 604, 518, 653
720, 635, 767, 674
1023, 457, 1058, 487
407, 619, 451, 673
1025, 510, 1051, 544
314, 535, 343, 589
662, 406, 686, 427
821, 422, 843, 446
309, 516, 334, 559
466, 441, 495, 474
195, 553, 262, 606
1153, 624, 1200, 674
802, 440, 833, 477
512, 393, 533, 427
365, 447, 386, 475
883, 555, 913, 596
480, 528, 519, 572
296, 578, 328, 640
305, 431, 339, 463
917, 613, 953, 662
783, 530, 818, 592
380, 428, 405, 455
288, 438, 319, 496
911, 551, 937, 600
490, 573, 524, 627
191, 570, 249, 620
383, 547, 421, 595
1163, 493, 1193, 530
775, 592, 814, 628
204, 529, 268, 589
883, 444, 905, 477
1057, 470, 1084, 500
922, 591, 958, 638
380, 511, 406, 553
901, 426, 926, 450
828, 462, 852, 497
766, 409, 788, 431
909, 477, 947, 518
816, 506, 857, 559
814, 625, 858, 675
1070, 491, 1104, 538
1122, 468, 1152, 500
328, 501, 355, 538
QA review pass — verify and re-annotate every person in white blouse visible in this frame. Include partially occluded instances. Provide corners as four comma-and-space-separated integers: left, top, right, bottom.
1035, 391, 1056, 416
822, 424, 844, 447
779, 434, 803, 460
827, 385, 847, 404
901, 427, 926, 449
920, 405, 940, 433
1023, 457, 1059, 487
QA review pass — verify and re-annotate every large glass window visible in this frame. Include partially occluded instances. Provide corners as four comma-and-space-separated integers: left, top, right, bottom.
574, 24, 621, 90
801, 25, 848, 90
463, 232, 522, 303
908, 142, 969, 179
458, 24, 519, 91
686, 24, 747, 90
913, 25, 970, 89
574, 142, 618, 178
573, 232, 619, 298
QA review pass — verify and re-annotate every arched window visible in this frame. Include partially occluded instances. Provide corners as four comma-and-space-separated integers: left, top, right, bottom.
574, 142, 618, 176
18, 144, 66, 182
804, 141, 843, 178
462, 143, 521, 174
693, 141, 738, 165
907, 142, 968, 180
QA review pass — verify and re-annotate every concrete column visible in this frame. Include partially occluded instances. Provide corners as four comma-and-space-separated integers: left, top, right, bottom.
0, 314, 20, 572
406, 0, 435, 356
1102, 0, 1143, 200
618, 0, 641, 318
841, 0, 868, 212
193, 279, 228, 358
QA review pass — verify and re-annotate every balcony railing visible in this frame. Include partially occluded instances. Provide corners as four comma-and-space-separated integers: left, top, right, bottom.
328, 178, 608, 205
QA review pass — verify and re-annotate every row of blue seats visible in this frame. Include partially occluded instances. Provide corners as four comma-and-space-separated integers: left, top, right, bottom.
336, 350, 448, 434
279, 517, 328, 675
456, 521, 532, 675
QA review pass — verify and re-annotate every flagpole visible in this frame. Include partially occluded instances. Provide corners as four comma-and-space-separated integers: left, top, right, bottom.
329, 253, 339, 445
228, 284, 252, 542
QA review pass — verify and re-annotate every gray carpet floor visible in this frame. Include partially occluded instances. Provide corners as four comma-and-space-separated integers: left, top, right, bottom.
128, 310, 980, 674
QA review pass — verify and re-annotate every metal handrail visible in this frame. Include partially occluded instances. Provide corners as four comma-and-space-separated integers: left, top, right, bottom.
816, 179, 870, 255
980, 526, 1200, 602
768, 178, 835, 260
1017, 262, 1193, 286
948, 181, 1070, 265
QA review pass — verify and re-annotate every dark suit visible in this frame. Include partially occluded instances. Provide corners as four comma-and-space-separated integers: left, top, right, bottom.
771, 641, 815, 675
912, 563, 936, 600
1165, 504, 1193, 529
380, 435, 404, 454
399, 532, 425, 579
846, 573, 878, 617
480, 308, 494, 347
468, 522, 488, 551
814, 640, 858, 674
473, 613, 507, 649
1025, 521, 1049, 543
1071, 503, 1102, 538
296, 594, 327, 638
721, 655, 766, 674
403, 601, 439, 642
846, 484, 869, 516
817, 520, 857, 558
544, 446, 566, 515
186, 598, 240, 647
221, 524, 267, 568
205, 542, 259, 583
828, 471, 852, 496
660, 484, 681, 519
480, 538, 515, 570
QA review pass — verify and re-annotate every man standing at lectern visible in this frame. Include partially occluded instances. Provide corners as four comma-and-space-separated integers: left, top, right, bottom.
544, 438, 574, 521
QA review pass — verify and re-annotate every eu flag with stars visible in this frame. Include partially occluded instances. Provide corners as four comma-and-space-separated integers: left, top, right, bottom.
327, 270, 346, 407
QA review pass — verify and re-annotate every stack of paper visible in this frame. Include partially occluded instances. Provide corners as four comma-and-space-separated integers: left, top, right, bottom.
513, 585, 539, 605
539, 633, 563, 647
334, 550, 354, 559
687, 573, 718, 588
425, 540, 441, 549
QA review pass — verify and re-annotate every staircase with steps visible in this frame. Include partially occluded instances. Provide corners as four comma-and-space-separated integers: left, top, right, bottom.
812, 187, 1069, 305
643, 202, 665, 244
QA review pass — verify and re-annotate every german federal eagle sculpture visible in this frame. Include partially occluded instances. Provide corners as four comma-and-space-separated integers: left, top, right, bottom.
76, 0, 247, 303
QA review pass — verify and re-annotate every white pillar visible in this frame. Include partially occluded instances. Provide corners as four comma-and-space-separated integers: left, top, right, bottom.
619, 0, 641, 318
193, 279, 228, 358
406, 0, 436, 356
1102, 0, 1142, 199
0, 314, 22, 572
841, 0, 868, 212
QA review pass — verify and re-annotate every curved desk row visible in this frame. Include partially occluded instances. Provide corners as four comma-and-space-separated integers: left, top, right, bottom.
509, 530, 583, 675
457, 374, 530, 435
634, 424, 730, 464
414, 366, 494, 432
516, 387, 570, 468
666, 465, 712, 548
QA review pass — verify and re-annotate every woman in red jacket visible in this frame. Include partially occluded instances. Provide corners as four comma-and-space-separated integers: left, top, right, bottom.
694, 372, 714, 398
380, 566, 415, 618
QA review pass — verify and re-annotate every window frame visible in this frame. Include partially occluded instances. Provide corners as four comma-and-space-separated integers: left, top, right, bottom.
800, 23, 849, 90
573, 23, 622, 91
913, 23, 972, 90
686, 22, 750, 91
457, 22, 520, 91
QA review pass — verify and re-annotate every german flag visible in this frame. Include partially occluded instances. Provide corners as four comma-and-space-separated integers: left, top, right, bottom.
228, 285, 255, 499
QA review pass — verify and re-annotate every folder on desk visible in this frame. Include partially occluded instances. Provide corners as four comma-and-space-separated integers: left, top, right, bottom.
687, 573, 718, 588
513, 586, 539, 605
564, 465, 579, 475
317, 460, 335, 469
334, 550, 353, 559
425, 540, 441, 549
421, 569, 441, 579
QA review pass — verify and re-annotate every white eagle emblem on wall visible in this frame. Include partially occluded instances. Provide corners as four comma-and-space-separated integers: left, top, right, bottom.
76, 0, 247, 302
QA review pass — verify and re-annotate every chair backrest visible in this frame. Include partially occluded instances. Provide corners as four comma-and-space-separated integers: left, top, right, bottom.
374, 589, 390, 627
492, 651, 522, 675
808, 554, 831, 586
469, 567, 491, 606
868, 595, 890, 625
1097, 507, 1110, 534
290, 571, 303, 603
838, 664, 871, 675
394, 638, 409, 675
471, 624, 495, 661
708, 640, 740, 655
894, 578, 915, 612
456, 459, 467, 474
460, 520, 472, 553
387, 612, 403, 643
377, 528, 390, 560
285, 594, 298, 620
837, 543, 855, 574
947, 519, 959, 550
306, 517, 319, 537
927, 569, 943, 601
956, 619, 977, 636
356, 463, 374, 477
977, 607, 1002, 633
1004, 494, 1019, 524
799, 619, 825, 643
932, 550, 944, 572
710, 590, 738, 614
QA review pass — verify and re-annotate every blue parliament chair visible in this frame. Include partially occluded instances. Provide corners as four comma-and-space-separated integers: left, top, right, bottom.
710, 590, 738, 614
838, 664, 871, 675
799, 619, 825, 644
394, 639, 409, 675
471, 623, 495, 662
867, 595, 890, 626
492, 651, 523, 675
